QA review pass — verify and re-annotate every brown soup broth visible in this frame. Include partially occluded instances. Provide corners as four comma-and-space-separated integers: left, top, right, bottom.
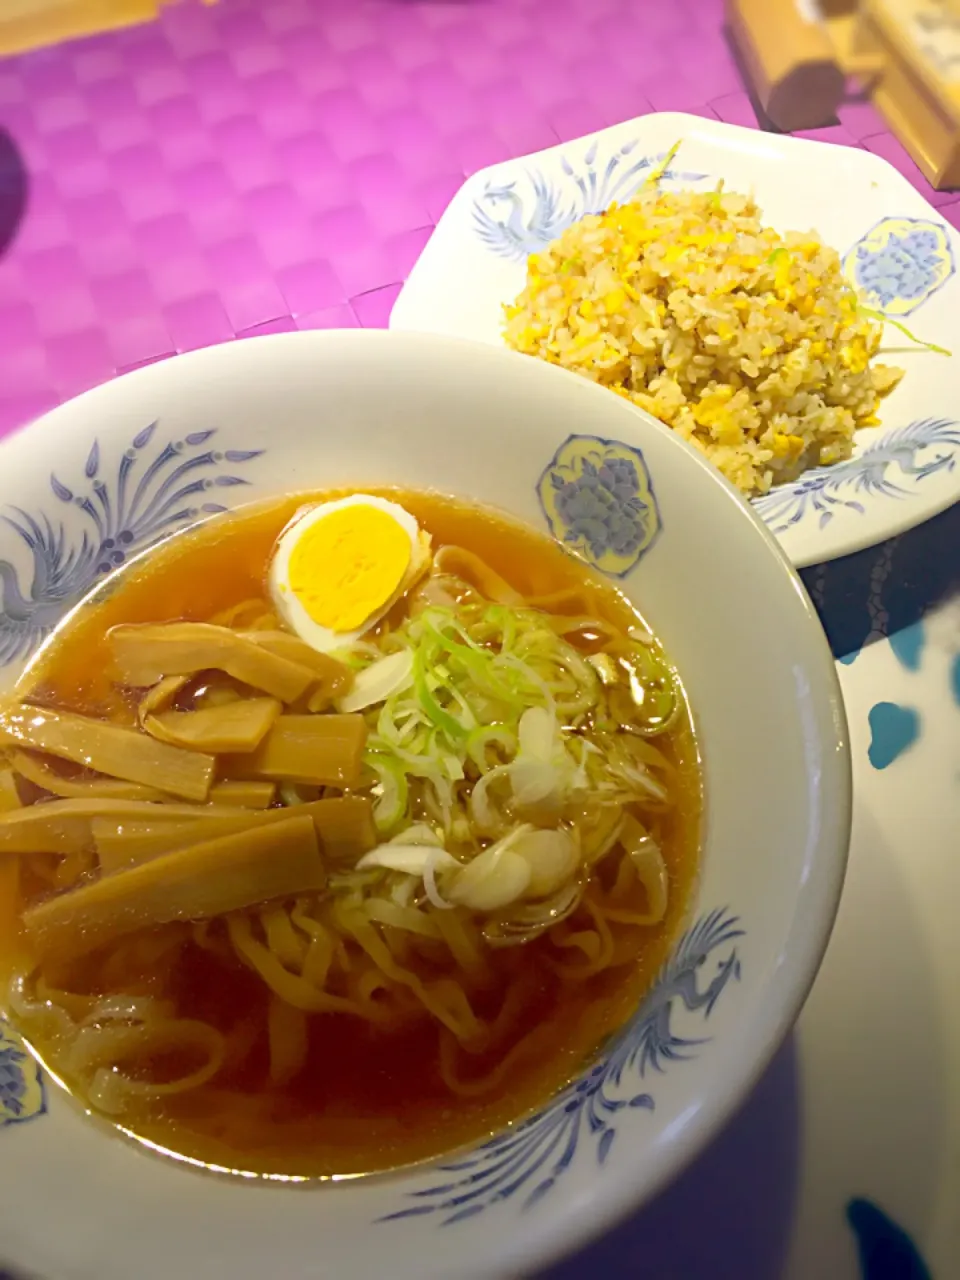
1, 490, 701, 1178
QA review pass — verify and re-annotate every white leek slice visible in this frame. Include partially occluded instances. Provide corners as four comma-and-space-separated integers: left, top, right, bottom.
356, 845, 459, 877
446, 825, 533, 911
336, 650, 414, 714
511, 827, 579, 897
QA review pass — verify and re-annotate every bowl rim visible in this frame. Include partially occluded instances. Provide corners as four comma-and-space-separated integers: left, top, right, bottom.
0, 330, 853, 1279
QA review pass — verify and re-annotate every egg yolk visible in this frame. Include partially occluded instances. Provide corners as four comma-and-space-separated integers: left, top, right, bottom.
286, 506, 411, 633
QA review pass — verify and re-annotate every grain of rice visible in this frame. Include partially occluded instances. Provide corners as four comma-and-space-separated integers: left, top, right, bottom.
503, 188, 904, 495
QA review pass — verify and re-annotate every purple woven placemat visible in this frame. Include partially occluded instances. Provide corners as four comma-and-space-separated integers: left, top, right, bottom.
0, 0, 958, 439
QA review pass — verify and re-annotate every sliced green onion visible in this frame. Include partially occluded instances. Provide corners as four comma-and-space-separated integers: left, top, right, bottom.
858, 305, 951, 356
413, 648, 466, 741
647, 139, 682, 187
466, 725, 519, 773
365, 753, 408, 833
336, 595, 683, 833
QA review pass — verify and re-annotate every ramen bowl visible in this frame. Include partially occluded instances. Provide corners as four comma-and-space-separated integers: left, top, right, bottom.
0, 330, 849, 1280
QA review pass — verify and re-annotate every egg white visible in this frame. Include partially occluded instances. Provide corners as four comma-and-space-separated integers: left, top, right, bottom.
268, 494, 423, 654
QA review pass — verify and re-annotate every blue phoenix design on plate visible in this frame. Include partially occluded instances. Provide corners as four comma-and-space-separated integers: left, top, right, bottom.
753, 418, 960, 534
0, 1022, 45, 1128
382, 908, 743, 1225
0, 423, 263, 667
843, 216, 955, 317
537, 434, 662, 576
472, 139, 708, 261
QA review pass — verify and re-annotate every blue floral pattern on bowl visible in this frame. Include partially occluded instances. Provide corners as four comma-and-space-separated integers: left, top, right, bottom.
472, 138, 708, 261
753, 418, 960, 534
537, 434, 662, 577
0, 423, 263, 668
382, 908, 743, 1224
0, 1023, 45, 1128
843, 216, 955, 317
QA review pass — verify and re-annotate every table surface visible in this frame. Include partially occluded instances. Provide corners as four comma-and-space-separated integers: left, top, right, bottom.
2, 0, 960, 439
0, 3, 959, 1279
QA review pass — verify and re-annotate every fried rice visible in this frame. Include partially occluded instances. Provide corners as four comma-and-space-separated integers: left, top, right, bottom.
503, 187, 904, 495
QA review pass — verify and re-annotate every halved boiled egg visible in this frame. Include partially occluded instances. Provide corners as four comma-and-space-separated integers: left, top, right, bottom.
268, 494, 432, 653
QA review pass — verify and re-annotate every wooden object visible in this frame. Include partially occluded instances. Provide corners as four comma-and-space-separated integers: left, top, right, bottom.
727, 0, 846, 131
823, 11, 886, 82
0, 1, 158, 56
0, 0, 213, 57
854, 0, 960, 188
818, 0, 860, 14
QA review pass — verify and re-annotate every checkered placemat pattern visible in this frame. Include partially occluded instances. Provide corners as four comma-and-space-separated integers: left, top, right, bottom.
0, 0, 958, 437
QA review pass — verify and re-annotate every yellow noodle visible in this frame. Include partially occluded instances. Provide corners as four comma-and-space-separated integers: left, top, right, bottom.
71, 1019, 226, 1115
544, 615, 620, 645
267, 994, 308, 1087
227, 914, 381, 1020
481, 971, 541, 1053
261, 904, 309, 972
578, 805, 624, 866
553, 927, 601, 961
363, 898, 441, 939
616, 816, 669, 923
610, 849, 637, 900
334, 904, 484, 1042
97, 928, 186, 991
0, 767, 21, 812
221, 1016, 261, 1073
0, 857, 20, 959
210, 600, 280, 631
380, 924, 413, 965
554, 900, 616, 979
438, 1020, 556, 1097
433, 546, 524, 606
192, 920, 229, 956
432, 908, 492, 987
289, 902, 337, 987
353, 966, 394, 1006
595, 901, 666, 927
35, 975, 98, 1022
526, 586, 598, 614
301, 933, 335, 989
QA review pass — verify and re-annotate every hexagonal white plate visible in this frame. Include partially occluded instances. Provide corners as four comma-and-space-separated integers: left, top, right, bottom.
391, 112, 960, 567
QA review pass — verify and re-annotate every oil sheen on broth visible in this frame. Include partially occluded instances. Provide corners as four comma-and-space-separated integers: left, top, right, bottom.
0, 490, 700, 1179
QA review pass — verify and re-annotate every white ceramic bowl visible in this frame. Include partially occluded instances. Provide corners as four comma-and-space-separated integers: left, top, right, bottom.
0, 331, 850, 1280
